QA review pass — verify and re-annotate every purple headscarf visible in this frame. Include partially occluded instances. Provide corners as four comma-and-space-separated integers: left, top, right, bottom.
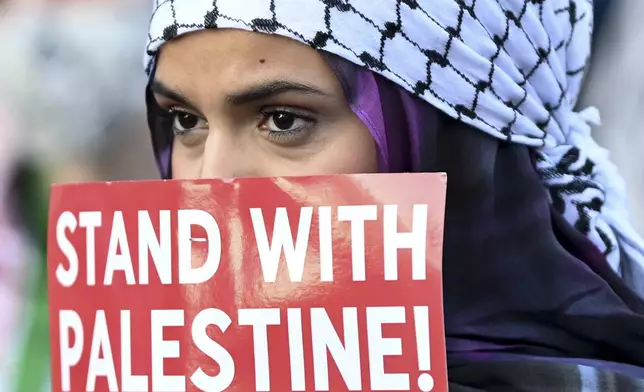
326, 56, 644, 389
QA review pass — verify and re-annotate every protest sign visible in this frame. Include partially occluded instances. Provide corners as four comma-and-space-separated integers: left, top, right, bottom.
47, 173, 448, 391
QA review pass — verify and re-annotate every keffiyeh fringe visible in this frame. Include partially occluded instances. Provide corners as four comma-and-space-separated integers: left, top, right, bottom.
144, 0, 644, 292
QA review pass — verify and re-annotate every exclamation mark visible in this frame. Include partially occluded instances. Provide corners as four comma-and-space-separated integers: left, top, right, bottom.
413, 306, 434, 392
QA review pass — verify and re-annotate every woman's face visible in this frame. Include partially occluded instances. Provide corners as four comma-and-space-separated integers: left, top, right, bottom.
153, 29, 378, 179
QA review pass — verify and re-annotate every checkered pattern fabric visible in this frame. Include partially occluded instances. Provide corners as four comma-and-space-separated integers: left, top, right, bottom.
144, 0, 644, 284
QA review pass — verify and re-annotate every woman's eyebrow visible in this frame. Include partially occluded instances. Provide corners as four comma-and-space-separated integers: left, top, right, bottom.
225, 80, 329, 106
150, 80, 199, 111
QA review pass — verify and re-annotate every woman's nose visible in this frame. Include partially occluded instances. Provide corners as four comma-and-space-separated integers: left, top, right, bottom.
198, 129, 254, 180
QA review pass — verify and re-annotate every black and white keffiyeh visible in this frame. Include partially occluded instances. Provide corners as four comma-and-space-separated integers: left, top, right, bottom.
144, 0, 644, 286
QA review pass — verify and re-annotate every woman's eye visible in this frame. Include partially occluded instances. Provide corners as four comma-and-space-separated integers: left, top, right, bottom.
262, 111, 312, 134
170, 109, 207, 134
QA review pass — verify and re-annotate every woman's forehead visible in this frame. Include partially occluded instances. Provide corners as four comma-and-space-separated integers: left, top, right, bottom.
156, 29, 343, 97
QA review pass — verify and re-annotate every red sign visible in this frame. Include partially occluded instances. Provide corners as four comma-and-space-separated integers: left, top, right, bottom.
47, 173, 448, 392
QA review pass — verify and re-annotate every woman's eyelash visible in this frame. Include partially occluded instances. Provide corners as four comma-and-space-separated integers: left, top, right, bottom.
260, 108, 316, 122
259, 108, 318, 143
167, 107, 191, 116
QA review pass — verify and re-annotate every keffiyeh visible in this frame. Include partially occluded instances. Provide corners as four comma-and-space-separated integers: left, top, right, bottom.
144, 0, 644, 289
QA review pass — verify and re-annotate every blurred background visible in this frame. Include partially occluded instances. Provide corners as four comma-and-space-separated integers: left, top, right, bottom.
0, 0, 641, 390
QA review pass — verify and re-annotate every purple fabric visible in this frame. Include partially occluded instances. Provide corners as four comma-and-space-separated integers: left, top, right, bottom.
145, 73, 173, 179
343, 61, 429, 172
146, 54, 644, 382
323, 56, 644, 375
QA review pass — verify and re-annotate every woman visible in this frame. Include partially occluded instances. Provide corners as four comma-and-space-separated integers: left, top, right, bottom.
144, 0, 644, 389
